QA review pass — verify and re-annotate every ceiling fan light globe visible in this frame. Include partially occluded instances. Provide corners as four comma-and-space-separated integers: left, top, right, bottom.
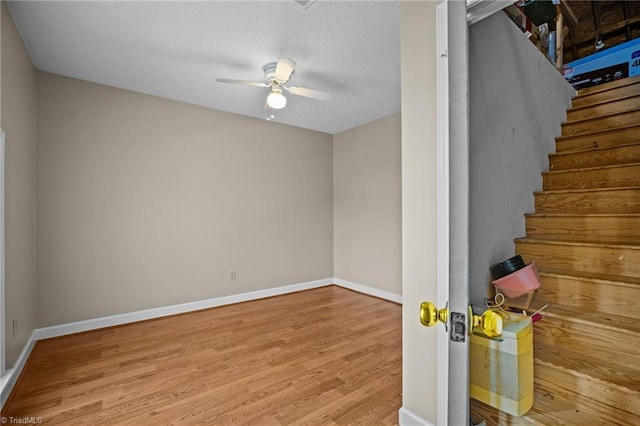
267, 92, 287, 109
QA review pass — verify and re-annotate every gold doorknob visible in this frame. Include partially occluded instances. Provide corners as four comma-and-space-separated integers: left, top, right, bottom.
470, 308, 503, 338
420, 301, 503, 339
420, 301, 448, 327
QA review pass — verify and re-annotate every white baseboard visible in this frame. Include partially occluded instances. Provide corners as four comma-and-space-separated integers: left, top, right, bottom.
399, 407, 435, 426
333, 278, 402, 304
36, 278, 400, 341
1, 330, 38, 408
4, 277, 401, 410
36, 278, 334, 340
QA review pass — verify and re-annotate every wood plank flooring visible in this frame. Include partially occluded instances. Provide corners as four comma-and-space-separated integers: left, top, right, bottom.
2, 286, 402, 425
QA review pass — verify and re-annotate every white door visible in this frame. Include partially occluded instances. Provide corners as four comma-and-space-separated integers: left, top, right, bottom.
434, 2, 510, 424
440, 1, 471, 424
400, 2, 504, 424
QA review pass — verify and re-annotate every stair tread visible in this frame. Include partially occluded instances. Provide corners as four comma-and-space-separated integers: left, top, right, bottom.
524, 235, 640, 246
539, 270, 640, 289
534, 184, 640, 195
534, 342, 640, 394
526, 213, 640, 218
575, 75, 640, 97
538, 268, 640, 287
549, 140, 640, 157
525, 213, 640, 233
522, 235, 640, 246
543, 160, 640, 175
564, 105, 640, 125
471, 388, 629, 426
534, 367, 640, 425
556, 122, 640, 143
562, 105, 640, 126
515, 236, 640, 250
569, 91, 640, 112
526, 300, 640, 336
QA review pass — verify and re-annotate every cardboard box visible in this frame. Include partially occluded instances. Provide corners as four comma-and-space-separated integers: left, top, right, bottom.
470, 313, 534, 416
563, 37, 640, 89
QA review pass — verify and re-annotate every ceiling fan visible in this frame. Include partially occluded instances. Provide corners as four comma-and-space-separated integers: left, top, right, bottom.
215, 57, 333, 111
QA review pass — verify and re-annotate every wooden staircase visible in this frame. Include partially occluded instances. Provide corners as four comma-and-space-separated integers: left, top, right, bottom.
470, 76, 640, 425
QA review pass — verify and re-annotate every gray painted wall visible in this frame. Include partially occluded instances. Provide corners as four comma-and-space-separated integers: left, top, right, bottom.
468, 12, 575, 305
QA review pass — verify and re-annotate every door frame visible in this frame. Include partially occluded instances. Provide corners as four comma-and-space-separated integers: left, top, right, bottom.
435, 2, 449, 424
436, 2, 511, 424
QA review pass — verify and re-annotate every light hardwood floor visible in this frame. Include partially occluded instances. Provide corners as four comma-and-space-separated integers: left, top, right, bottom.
2, 286, 402, 425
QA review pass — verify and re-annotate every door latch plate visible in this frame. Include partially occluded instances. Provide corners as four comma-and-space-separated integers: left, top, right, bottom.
450, 311, 466, 342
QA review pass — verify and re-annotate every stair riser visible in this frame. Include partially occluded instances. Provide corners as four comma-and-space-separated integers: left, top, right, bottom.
572, 82, 640, 108
562, 109, 640, 137
534, 364, 639, 422
555, 126, 639, 153
526, 215, 640, 244
536, 279, 640, 320
567, 96, 640, 121
549, 144, 640, 170
533, 317, 640, 367
516, 240, 640, 281
543, 164, 640, 190
535, 188, 640, 214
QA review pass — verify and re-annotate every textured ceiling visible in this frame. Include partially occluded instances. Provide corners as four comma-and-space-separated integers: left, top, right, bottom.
7, 0, 401, 134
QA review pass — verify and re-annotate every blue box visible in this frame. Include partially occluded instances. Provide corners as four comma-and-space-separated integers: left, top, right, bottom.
562, 38, 640, 90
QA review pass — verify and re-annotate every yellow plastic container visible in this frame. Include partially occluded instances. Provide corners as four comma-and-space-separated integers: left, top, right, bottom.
470, 313, 534, 417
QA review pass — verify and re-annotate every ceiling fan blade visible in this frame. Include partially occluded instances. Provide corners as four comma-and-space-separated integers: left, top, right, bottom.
285, 86, 333, 101
275, 57, 296, 82
215, 78, 270, 88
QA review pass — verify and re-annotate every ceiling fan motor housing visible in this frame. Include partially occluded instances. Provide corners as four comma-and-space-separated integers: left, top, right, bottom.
263, 62, 291, 85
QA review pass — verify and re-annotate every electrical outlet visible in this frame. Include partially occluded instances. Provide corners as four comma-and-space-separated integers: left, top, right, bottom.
12, 318, 18, 338
228, 269, 237, 281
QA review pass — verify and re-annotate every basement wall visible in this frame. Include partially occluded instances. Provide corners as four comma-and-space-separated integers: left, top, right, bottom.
36, 73, 333, 327
468, 12, 575, 305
